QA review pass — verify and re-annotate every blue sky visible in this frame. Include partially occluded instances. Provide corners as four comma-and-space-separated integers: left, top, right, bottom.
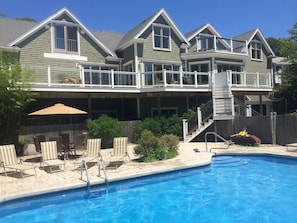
1, 0, 296, 38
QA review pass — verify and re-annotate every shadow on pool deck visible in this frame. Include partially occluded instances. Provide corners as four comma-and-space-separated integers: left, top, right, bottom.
0, 142, 296, 202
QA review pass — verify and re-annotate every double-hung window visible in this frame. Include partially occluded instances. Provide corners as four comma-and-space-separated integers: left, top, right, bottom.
153, 24, 171, 50
54, 25, 78, 53
250, 41, 262, 60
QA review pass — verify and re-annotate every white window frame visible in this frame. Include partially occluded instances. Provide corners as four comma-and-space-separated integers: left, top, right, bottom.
50, 23, 80, 55
196, 34, 214, 52
152, 24, 171, 51
250, 41, 262, 61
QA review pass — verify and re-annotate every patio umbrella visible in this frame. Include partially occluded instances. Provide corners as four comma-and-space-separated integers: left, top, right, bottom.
28, 103, 87, 116
28, 103, 88, 137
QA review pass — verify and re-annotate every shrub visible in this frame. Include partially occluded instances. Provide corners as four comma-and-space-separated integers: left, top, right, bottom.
134, 130, 159, 160
86, 114, 123, 148
132, 117, 161, 142
132, 115, 183, 143
134, 130, 179, 162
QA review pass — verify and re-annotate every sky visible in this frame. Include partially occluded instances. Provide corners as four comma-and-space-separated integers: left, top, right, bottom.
1, 0, 296, 39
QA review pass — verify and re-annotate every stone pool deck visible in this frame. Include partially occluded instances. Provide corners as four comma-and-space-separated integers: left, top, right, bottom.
1, 142, 296, 202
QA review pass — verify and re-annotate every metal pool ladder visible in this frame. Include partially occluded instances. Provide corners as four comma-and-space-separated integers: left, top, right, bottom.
80, 159, 109, 190
205, 132, 232, 153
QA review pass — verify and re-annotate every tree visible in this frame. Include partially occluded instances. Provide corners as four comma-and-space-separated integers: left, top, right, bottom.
0, 51, 35, 144
273, 22, 297, 112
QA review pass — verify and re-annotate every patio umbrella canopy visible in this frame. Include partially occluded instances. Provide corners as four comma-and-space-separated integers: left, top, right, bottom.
28, 103, 87, 116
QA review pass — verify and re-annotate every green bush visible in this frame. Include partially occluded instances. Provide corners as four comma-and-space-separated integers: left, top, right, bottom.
86, 114, 123, 148
132, 115, 182, 143
134, 130, 179, 162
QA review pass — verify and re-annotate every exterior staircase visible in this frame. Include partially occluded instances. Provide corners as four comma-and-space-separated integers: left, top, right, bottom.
183, 71, 235, 142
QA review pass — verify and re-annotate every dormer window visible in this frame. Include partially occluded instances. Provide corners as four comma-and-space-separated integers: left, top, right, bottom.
54, 25, 78, 53
153, 24, 171, 51
250, 41, 262, 60
196, 34, 214, 51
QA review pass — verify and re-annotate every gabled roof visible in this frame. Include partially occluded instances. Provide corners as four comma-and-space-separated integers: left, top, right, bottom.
7, 7, 117, 57
233, 28, 275, 56
0, 17, 37, 46
116, 8, 189, 50
91, 30, 124, 53
185, 23, 222, 41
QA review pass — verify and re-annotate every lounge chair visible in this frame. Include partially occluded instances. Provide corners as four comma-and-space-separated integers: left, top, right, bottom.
0, 144, 36, 177
105, 137, 130, 169
73, 138, 102, 181
75, 138, 102, 166
40, 141, 65, 172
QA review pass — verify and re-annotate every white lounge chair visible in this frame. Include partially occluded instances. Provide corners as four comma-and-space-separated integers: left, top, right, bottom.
0, 144, 36, 177
74, 138, 102, 167
105, 137, 130, 169
40, 141, 65, 172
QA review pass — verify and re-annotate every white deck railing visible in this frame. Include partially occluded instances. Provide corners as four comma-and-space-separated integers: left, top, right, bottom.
29, 66, 272, 90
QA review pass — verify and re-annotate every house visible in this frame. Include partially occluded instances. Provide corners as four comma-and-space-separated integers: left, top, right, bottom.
0, 7, 275, 140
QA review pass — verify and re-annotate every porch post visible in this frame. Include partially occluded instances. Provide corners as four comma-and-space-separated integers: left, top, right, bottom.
197, 107, 202, 129
183, 119, 188, 142
246, 104, 252, 117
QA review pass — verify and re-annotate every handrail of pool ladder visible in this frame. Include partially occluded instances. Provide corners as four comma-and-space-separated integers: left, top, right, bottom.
205, 132, 231, 153
80, 160, 91, 188
98, 158, 109, 187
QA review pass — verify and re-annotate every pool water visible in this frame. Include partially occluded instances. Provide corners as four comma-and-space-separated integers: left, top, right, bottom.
0, 155, 297, 223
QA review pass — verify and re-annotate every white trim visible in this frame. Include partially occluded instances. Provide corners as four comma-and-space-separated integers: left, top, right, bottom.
215, 60, 243, 65
133, 8, 189, 47
8, 7, 115, 57
44, 52, 88, 61
152, 23, 172, 51
187, 24, 222, 42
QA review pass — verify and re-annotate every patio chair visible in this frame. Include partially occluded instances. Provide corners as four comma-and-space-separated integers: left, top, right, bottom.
33, 134, 46, 153
0, 144, 36, 177
40, 141, 65, 173
73, 134, 86, 151
61, 133, 76, 157
105, 137, 130, 169
75, 138, 102, 167
49, 136, 66, 159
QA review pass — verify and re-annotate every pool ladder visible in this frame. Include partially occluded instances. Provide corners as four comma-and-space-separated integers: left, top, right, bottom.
80, 158, 109, 189
205, 132, 232, 153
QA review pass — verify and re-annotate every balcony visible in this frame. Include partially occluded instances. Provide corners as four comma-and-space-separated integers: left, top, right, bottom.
229, 71, 272, 89
28, 66, 272, 93
198, 36, 247, 54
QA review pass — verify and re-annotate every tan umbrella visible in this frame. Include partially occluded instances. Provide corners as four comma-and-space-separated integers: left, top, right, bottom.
28, 103, 87, 115
28, 103, 88, 137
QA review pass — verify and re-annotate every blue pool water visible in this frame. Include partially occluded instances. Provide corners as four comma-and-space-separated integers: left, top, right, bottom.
0, 155, 297, 223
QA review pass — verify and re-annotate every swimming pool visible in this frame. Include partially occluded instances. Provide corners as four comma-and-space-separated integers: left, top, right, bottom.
0, 155, 296, 222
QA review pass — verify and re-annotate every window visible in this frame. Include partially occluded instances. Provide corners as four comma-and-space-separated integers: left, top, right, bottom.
196, 35, 214, 51
153, 25, 171, 50
54, 25, 78, 53
83, 65, 117, 85
251, 41, 262, 60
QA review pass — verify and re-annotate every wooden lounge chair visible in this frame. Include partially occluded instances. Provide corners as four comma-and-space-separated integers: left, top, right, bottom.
0, 144, 36, 177
105, 137, 130, 169
40, 141, 65, 172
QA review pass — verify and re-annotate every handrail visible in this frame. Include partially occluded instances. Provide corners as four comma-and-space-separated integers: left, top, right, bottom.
80, 160, 91, 189
205, 132, 231, 152
98, 158, 108, 187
